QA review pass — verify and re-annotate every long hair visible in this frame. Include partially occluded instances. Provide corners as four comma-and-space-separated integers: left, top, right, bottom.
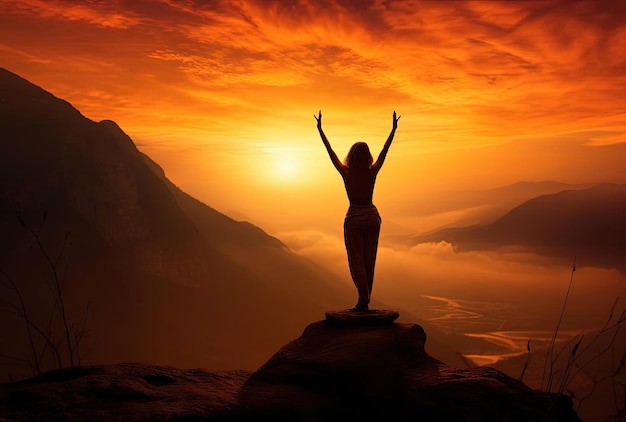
344, 142, 373, 168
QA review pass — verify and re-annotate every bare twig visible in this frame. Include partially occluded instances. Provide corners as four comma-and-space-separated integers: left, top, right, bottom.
3, 211, 90, 379
457, 352, 475, 368
18, 213, 75, 368
0, 268, 41, 375
542, 257, 576, 392
519, 339, 532, 382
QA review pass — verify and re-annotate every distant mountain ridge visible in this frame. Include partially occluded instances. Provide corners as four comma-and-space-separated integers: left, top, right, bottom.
425, 181, 588, 228
419, 181, 585, 219
413, 183, 626, 274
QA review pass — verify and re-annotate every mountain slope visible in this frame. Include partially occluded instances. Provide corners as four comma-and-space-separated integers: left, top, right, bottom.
0, 67, 354, 378
413, 184, 626, 273
0, 68, 471, 382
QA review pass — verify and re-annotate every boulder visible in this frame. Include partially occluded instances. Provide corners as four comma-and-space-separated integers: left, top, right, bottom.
0, 321, 582, 421
238, 320, 580, 421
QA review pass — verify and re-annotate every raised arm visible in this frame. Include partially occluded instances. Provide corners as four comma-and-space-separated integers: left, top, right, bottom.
372, 110, 400, 173
314, 110, 346, 175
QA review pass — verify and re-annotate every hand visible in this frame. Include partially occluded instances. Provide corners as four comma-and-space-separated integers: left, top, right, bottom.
314, 110, 322, 130
392, 110, 401, 130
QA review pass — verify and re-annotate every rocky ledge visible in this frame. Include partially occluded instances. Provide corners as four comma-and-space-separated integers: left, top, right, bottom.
0, 363, 250, 421
237, 316, 580, 421
0, 313, 581, 421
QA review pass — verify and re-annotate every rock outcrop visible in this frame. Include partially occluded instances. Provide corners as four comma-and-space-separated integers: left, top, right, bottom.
238, 317, 581, 421
0, 363, 250, 421
0, 315, 581, 421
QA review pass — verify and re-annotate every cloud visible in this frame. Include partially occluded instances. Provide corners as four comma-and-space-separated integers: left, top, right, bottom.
3, 0, 624, 148
279, 228, 626, 327
2, 0, 145, 28
2, 0, 625, 257
281, 228, 626, 371
0, 44, 51, 64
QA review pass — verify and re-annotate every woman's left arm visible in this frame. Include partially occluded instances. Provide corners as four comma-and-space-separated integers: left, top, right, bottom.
372, 110, 400, 173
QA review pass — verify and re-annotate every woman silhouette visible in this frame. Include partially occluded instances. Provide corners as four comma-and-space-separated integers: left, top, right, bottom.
314, 110, 400, 311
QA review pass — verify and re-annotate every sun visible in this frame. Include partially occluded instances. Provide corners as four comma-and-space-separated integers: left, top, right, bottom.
262, 146, 303, 185
276, 156, 297, 179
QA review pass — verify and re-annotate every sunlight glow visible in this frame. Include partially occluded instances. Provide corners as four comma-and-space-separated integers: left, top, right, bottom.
275, 154, 297, 180
263, 146, 305, 185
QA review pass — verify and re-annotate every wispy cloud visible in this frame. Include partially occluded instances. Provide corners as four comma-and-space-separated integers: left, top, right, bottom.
2, 0, 146, 28
0, 44, 51, 63
3, 0, 623, 142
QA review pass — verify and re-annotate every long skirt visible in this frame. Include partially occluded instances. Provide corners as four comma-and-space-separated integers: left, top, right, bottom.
344, 213, 381, 307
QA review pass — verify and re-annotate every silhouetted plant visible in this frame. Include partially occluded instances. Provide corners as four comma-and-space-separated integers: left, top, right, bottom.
518, 339, 532, 382
0, 211, 90, 377
542, 257, 577, 391
457, 352, 476, 368
0, 268, 62, 374
521, 257, 626, 420
566, 300, 625, 418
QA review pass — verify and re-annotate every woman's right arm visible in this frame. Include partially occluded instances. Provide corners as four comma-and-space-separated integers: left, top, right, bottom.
314, 110, 345, 175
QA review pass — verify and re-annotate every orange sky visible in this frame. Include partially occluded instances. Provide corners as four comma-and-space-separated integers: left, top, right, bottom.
1, 0, 626, 235
3, 3, 626, 393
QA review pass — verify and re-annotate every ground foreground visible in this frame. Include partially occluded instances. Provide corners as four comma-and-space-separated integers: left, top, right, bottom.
0, 315, 581, 421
